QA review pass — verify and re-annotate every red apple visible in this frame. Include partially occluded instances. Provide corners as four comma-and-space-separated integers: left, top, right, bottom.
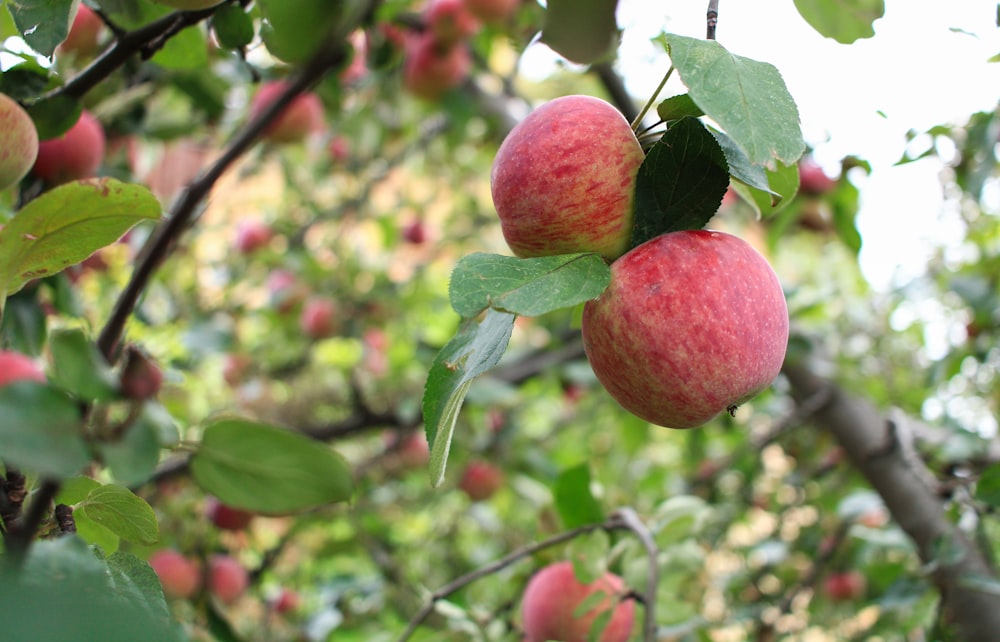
0, 93, 39, 191
205, 496, 254, 530
272, 588, 300, 614
299, 297, 337, 339
267, 269, 306, 313
798, 157, 836, 196
424, 0, 479, 47
823, 570, 866, 602
401, 218, 427, 244
32, 110, 105, 184
58, 4, 105, 57
208, 554, 249, 605
491, 95, 644, 262
403, 32, 471, 101
521, 561, 634, 642
340, 30, 368, 84
328, 136, 350, 163
458, 460, 503, 501
0, 351, 46, 388
233, 219, 273, 254
385, 430, 430, 468
249, 81, 325, 144
149, 549, 201, 599
581, 230, 788, 428
119, 347, 163, 401
464, 0, 519, 22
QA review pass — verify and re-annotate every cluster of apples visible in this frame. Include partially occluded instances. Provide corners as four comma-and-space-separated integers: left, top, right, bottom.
491, 95, 790, 429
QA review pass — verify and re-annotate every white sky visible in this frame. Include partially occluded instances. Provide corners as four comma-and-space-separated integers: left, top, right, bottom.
526, 0, 1000, 289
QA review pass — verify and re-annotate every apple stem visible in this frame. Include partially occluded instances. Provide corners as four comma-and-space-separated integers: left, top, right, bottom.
707, 0, 719, 40
630, 65, 674, 133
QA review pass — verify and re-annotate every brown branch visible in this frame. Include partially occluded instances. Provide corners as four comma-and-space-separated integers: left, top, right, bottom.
782, 361, 1000, 641
2, 479, 60, 571
707, 0, 719, 40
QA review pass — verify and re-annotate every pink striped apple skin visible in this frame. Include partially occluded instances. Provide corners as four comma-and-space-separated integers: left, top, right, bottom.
582, 230, 788, 428
490, 95, 644, 262
521, 561, 634, 642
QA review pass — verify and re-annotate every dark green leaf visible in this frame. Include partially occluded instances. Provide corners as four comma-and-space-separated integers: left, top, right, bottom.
976, 464, 1000, 507
656, 94, 704, 122
554, 463, 604, 528
449, 253, 611, 319
98, 412, 163, 487
0, 381, 89, 478
423, 309, 515, 487
711, 129, 776, 198
631, 116, 730, 247
26, 96, 83, 140
77, 484, 160, 545
7, 0, 75, 58
793, 0, 885, 43
48, 327, 119, 401
190, 418, 354, 513
662, 34, 805, 168
541, 0, 619, 64
211, 3, 255, 49
0, 288, 47, 355
106, 551, 172, 624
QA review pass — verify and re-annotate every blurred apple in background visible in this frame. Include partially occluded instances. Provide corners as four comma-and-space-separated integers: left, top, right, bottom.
0, 93, 39, 191
32, 110, 106, 184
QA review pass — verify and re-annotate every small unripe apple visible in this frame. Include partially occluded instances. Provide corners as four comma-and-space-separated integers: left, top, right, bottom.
233, 219, 273, 254
0, 351, 46, 387
459, 460, 503, 501
424, 0, 479, 47
32, 110, 105, 184
823, 570, 866, 601
149, 549, 201, 599
58, 4, 105, 57
0, 93, 39, 191
299, 297, 337, 339
521, 561, 634, 642
249, 81, 325, 144
491, 95, 644, 262
205, 496, 254, 530
464, 0, 519, 22
153, 0, 225, 9
582, 230, 788, 428
208, 554, 249, 605
119, 347, 163, 401
403, 32, 471, 101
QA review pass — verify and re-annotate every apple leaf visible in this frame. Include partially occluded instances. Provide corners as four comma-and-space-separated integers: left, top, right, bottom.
76, 484, 160, 546
0, 381, 90, 479
423, 309, 515, 487
189, 418, 354, 513
975, 464, 1000, 508
98, 410, 164, 487
555, 463, 605, 529
661, 33, 805, 169
48, 328, 120, 401
449, 253, 611, 319
6, 0, 74, 58
733, 161, 800, 220
541, 0, 619, 64
0, 178, 162, 302
710, 129, 776, 200
631, 116, 730, 247
793, 0, 884, 43
656, 94, 704, 122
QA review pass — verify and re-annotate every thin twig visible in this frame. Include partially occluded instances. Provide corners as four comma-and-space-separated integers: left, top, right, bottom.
3, 479, 60, 571
707, 0, 719, 40
612, 507, 659, 642
630, 66, 674, 132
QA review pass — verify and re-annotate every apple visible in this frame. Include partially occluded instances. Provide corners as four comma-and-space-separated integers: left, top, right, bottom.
340, 30, 369, 84
458, 460, 503, 501
249, 81, 325, 144
424, 0, 480, 47
385, 430, 430, 468
32, 110, 105, 184
205, 496, 254, 530
153, 0, 225, 9
0, 93, 39, 191
267, 268, 306, 313
403, 32, 471, 101
328, 136, 350, 163
521, 561, 634, 642
272, 588, 301, 615
299, 297, 337, 339
0, 351, 46, 388
233, 219, 273, 254
58, 4, 104, 57
208, 554, 249, 605
119, 347, 163, 401
798, 157, 836, 196
823, 570, 866, 601
491, 95, 644, 262
149, 549, 201, 599
401, 218, 427, 244
464, 0, 519, 22
222, 353, 252, 387
581, 230, 788, 428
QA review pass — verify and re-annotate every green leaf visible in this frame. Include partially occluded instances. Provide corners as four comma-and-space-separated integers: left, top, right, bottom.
55, 476, 102, 505
77, 484, 160, 545
26, 95, 83, 140
631, 117, 730, 247
976, 464, 1000, 507
0, 381, 89, 479
98, 412, 164, 487
48, 327, 119, 401
733, 160, 800, 219
710, 129, 776, 198
190, 418, 354, 513
0, 178, 161, 300
449, 253, 611, 319
554, 463, 605, 529
151, 24, 209, 70
568, 529, 610, 584
541, 0, 619, 64
662, 33, 805, 168
422, 309, 515, 487
211, 3, 255, 49
793, 0, 885, 44
106, 551, 172, 624
656, 94, 704, 122
7, 0, 75, 58
74, 509, 121, 554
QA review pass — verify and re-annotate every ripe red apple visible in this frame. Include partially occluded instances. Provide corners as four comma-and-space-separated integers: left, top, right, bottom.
32, 110, 105, 184
119, 347, 163, 401
299, 297, 337, 339
385, 430, 430, 468
0, 351, 46, 387
204, 496, 254, 530
233, 219, 273, 254
581, 230, 788, 428
401, 218, 427, 244
798, 157, 836, 196
249, 81, 325, 144
208, 554, 249, 605
0, 93, 39, 191
458, 460, 503, 501
491, 95, 644, 262
149, 549, 201, 599
464, 0, 519, 22
403, 32, 471, 101
424, 0, 479, 46
823, 570, 867, 602
58, 4, 104, 57
272, 588, 301, 615
521, 561, 634, 642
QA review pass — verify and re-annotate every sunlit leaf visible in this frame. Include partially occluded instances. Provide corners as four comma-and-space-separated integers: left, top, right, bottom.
793, 0, 885, 43
77, 484, 160, 545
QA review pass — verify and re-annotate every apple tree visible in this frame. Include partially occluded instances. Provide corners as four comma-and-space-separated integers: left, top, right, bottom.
1, 0, 999, 641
